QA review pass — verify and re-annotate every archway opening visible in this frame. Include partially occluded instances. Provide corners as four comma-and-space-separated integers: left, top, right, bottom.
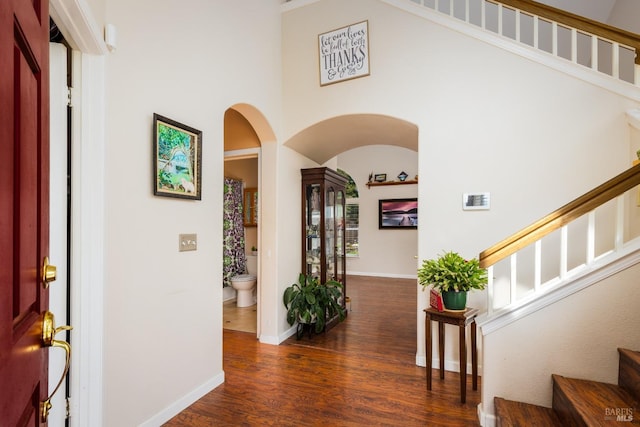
222, 104, 275, 339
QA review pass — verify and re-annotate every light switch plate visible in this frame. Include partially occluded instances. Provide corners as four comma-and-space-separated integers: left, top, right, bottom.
179, 233, 197, 251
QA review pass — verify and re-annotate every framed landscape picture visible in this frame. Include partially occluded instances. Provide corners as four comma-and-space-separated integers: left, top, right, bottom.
379, 198, 418, 229
153, 113, 202, 200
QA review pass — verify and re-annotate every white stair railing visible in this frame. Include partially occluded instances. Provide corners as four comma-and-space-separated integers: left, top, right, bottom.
480, 164, 640, 317
410, 0, 639, 86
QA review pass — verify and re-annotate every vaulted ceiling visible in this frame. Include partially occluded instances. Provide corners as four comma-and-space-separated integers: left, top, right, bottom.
538, 0, 617, 23
536, 0, 639, 34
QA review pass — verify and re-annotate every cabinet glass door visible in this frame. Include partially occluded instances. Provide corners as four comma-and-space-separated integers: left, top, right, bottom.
335, 190, 345, 285
325, 188, 335, 280
305, 184, 321, 277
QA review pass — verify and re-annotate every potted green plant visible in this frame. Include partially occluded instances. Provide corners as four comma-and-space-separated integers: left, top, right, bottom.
418, 251, 487, 310
283, 273, 347, 339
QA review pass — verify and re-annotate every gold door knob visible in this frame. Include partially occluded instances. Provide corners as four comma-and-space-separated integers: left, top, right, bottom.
42, 257, 57, 288
40, 311, 72, 423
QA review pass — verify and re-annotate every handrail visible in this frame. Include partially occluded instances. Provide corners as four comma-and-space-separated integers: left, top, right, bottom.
496, 0, 640, 65
479, 163, 640, 268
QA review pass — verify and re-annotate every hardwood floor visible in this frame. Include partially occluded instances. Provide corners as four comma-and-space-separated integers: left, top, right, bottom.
165, 276, 481, 426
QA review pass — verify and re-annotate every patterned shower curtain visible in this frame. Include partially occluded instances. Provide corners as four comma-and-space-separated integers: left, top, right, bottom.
223, 178, 247, 287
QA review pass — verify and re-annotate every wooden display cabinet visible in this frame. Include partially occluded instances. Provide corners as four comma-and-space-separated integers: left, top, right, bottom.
301, 167, 347, 329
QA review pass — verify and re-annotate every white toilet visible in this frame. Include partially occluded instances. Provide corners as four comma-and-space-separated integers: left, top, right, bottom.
230, 254, 257, 307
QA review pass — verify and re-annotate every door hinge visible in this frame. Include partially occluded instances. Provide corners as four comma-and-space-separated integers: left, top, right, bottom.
67, 87, 73, 107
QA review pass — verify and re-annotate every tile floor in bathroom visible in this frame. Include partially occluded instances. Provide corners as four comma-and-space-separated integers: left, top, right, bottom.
222, 300, 257, 334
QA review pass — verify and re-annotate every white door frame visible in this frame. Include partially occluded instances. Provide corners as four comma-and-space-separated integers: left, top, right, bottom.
223, 148, 262, 339
49, 41, 69, 427
50, 0, 107, 425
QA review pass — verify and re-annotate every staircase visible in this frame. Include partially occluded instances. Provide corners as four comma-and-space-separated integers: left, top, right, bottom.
495, 348, 640, 426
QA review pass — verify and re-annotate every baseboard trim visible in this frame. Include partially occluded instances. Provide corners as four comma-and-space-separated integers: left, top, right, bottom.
415, 353, 483, 376
478, 402, 496, 427
348, 271, 417, 280
259, 324, 296, 345
139, 372, 225, 427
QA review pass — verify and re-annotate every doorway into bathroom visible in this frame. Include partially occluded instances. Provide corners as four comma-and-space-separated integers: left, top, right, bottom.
222, 103, 274, 341
223, 154, 259, 335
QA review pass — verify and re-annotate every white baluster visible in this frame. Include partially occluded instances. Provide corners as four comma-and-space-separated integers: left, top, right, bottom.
510, 253, 517, 305
533, 15, 539, 49
560, 225, 568, 279
591, 36, 598, 70
552, 21, 558, 56
587, 211, 595, 264
534, 240, 541, 291
465, 0, 470, 23
612, 42, 620, 79
487, 265, 494, 315
571, 28, 578, 64
481, 0, 486, 30
515, 9, 521, 42
616, 195, 624, 250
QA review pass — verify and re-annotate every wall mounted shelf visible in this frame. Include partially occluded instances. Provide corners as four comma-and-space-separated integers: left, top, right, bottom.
366, 179, 418, 188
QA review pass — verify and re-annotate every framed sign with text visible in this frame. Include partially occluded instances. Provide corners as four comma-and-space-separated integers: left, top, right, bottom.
318, 20, 370, 86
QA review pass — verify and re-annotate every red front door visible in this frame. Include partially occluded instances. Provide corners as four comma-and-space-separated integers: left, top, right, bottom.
0, 0, 51, 425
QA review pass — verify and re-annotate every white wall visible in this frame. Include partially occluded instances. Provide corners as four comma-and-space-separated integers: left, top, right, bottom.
282, 0, 640, 412
338, 145, 419, 277
103, 1, 281, 425
271, 146, 320, 341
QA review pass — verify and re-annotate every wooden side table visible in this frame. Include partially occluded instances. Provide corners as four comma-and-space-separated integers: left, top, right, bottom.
424, 307, 479, 404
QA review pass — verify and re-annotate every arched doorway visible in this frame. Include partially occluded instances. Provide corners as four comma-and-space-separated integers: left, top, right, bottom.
284, 114, 418, 163
223, 104, 275, 339
283, 113, 420, 340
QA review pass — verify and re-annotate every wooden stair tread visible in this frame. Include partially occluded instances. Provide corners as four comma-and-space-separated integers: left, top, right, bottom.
619, 348, 640, 365
495, 397, 563, 426
552, 374, 640, 425
619, 348, 640, 403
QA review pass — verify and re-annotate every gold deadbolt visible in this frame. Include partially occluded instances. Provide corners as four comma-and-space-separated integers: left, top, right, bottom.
42, 257, 57, 288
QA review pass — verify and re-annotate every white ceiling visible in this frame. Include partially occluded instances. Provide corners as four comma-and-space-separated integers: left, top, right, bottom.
535, 0, 639, 34
536, 0, 617, 23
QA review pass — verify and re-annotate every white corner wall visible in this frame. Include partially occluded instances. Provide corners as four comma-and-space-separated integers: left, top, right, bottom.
269, 146, 320, 343
338, 145, 419, 278
103, 1, 282, 425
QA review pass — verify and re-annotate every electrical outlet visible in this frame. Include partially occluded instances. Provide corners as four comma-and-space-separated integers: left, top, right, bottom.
179, 233, 197, 251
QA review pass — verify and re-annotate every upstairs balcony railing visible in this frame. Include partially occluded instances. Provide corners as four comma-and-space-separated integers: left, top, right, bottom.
409, 0, 640, 85
479, 163, 640, 317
